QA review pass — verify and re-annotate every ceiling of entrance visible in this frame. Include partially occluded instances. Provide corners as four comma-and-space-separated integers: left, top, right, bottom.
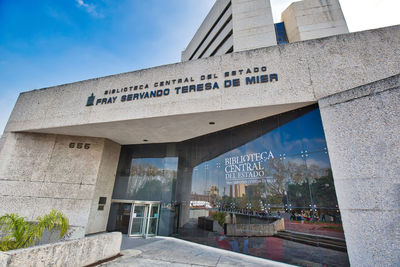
27, 102, 314, 144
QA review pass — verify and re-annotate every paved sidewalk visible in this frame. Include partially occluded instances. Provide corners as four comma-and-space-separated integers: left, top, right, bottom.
101, 235, 296, 266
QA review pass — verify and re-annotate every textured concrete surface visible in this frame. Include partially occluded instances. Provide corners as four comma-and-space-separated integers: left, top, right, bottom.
182, 0, 276, 60
319, 74, 400, 266
282, 0, 348, 43
191, 4, 233, 60
101, 236, 294, 267
0, 134, 6, 154
86, 139, 121, 234
226, 218, 285, 237
4, 25, 400, 145
201, 20, 233, 58
36, 225, 85, 246
181, 0, 231, 61
232, 0, 277, 51
0, 132, 120, 231
0, 232, 121, 267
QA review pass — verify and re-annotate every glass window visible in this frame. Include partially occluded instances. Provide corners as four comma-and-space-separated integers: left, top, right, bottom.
108, 105, 349, 266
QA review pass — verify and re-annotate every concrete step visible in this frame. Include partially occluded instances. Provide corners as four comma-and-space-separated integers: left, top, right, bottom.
275, 230, 347, 252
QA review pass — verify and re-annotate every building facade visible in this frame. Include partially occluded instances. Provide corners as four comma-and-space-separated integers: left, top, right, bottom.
181, 0, 349, 60
0, 0, 399, 266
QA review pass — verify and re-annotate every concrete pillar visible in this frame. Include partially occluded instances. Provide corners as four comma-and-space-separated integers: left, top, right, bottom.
232, 0, 277, 51
0, 132, 120, 232
282, 0, 349, 43
175, 158, 193, 227
318, 74, 400, 266
86, 139, 121, 234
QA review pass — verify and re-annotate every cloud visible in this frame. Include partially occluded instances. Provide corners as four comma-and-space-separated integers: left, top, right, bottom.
75, 0, 103, 18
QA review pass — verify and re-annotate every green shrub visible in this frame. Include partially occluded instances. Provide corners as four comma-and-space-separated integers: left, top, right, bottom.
212, 212, 226, 228
0, 210, 69, 251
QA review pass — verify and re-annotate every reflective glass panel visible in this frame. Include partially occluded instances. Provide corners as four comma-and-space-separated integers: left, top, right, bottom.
108, 105, 349, 266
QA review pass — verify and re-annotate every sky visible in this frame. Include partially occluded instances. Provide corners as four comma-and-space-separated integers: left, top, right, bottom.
1, 0, 399, 134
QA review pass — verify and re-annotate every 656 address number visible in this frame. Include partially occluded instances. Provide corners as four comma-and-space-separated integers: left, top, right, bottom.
69, 143, 90, 149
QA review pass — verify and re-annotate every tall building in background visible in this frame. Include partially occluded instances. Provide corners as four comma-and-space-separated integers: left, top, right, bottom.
282, 0, 349, 42
181, 0, 348, 61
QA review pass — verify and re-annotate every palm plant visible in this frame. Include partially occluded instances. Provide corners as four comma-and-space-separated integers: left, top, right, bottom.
0, 210, 69, 251
212, 211, 226, 228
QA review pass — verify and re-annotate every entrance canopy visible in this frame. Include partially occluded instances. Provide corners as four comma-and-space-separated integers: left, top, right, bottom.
5, 26, 400, 145
27, 103, 311, 144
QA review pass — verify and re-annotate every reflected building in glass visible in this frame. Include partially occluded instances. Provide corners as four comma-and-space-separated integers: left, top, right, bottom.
108, 104, 349, 266
2, 0, 399, 266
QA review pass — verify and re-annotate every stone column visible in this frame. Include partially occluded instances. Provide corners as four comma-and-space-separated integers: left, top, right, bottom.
86, 139, 121, 234
282, 0, 348, 43
232, 0, 277, 51
318, 74, 400, 266
175, 156, 194, 228
0, 132, 120, 232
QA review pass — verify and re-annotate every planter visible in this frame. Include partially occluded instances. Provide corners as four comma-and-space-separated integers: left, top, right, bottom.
0, 232, 121, 267
198, 216, 224, 233
226, 218, 285, 237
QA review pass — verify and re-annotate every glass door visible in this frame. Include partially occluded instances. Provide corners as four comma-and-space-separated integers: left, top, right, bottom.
129, 204, 148, 236
147, 204, 160, 237
107, 203, 132, 234
129, 202, 160, 238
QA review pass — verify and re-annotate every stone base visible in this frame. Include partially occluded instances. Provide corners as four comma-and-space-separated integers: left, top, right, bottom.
0, 232, 122, 267
226, 218, 285, 237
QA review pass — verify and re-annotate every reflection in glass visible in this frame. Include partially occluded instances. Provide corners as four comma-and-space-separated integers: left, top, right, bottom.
113, 157, 177, 202
109, 105, 349, 266
106, 203, 132, 234
147, 204, 159, 236
130, 205, 147, 236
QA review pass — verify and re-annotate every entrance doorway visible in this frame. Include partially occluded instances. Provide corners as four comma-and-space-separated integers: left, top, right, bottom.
107, 202, 132, 234
108, 200, 160, 238
128, 201, 160, 238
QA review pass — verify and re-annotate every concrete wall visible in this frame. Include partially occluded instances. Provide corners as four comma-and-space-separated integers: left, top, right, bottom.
0, 135, 6, 154
226, 218, 285, 237
181, 0, 231, 61
0, 132, 120, 231
36, 226, 85, 246
189, 209, 209, 219
182, 0, 277, 60
319, 74, 400, 266
86, 139, 121, 234
200, 20, 233, 58
232, 0, 277, 51
282, 0, 348, 43
0, 232, 122, 267
4, 26, 400, 146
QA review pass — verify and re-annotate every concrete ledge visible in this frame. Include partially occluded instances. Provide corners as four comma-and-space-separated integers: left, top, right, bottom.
319, 73, 400, 107
33, 225, 85, 246
0, 225, 84, 246
197, 216, 224, 233
0, 232, 122, 267
226, 218, 285, 236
